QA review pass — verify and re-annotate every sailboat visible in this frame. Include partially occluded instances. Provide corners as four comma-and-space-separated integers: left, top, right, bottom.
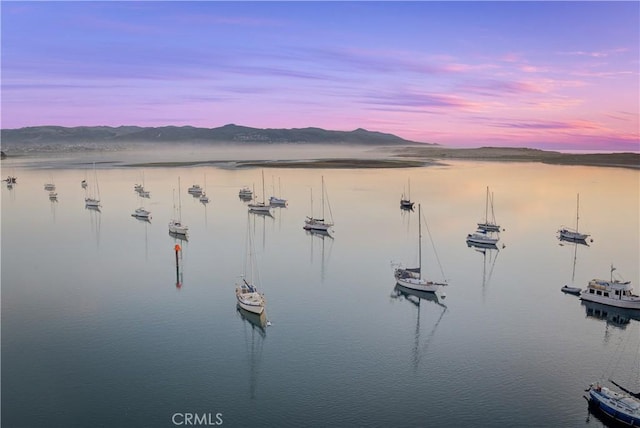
304, 176, 334, 232
466, 187, 500, 246
584, 318, 640, 426
394, 204, 447, 293
199, 174, 210, 204
269, 176, 287, 207
477, 186, 501, 232
248, 170, 271, 213
44, 174, 56, 191
168, 178, 188, 236
558, 193, 590, 243
236, 214, 266, 314
400, 178, 415, 210
85, 163, 101, 209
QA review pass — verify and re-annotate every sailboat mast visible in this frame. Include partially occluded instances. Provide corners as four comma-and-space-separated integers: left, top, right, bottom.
485, 186, 489, 223
576, 193, 580, 232
418, 203, 422, 279
321, 176, 325, 220
178, 177, 182, 221
261, 170, 266, 204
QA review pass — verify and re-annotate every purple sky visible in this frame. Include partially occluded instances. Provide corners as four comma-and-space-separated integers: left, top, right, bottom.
1, 1, 638, 150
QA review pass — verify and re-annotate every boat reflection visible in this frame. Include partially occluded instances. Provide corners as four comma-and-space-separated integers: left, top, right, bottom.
582, 300, 640, 330
558, 234, 590, 246
306, 228, 333, 282
236, 305, 267, 399
169, 231, 188, 242
468, 242, 500, 298
391, 284, 447, 369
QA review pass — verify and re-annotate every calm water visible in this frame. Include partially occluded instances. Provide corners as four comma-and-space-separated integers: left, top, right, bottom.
2, 150, 639, 427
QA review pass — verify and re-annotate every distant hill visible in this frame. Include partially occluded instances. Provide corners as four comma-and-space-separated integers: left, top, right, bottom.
0, 124, 431, 146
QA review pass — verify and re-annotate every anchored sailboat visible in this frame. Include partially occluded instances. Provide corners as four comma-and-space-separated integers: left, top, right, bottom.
558, 193, 590, 243
394, 204, 447, 294
304, 176, 334, 232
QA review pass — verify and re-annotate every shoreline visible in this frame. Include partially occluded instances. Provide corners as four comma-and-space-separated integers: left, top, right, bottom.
2, 145, 638, 170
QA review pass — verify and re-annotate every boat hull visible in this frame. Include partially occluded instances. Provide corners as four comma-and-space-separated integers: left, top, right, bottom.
168, 221, 188, 235
561, 286, 582, 295
580, 293, 640, 310
589, 387, 640, 427
248, 203, 271, 213
466, 233, 499, 246
304, 219, 332, 231
395, 271, 444, 293
236, 289, 265, 314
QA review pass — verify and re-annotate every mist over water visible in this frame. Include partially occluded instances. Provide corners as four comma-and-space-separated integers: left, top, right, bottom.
2, 146, 639, 428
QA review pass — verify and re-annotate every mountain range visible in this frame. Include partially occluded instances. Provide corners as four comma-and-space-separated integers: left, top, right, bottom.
0, 124, 430, 146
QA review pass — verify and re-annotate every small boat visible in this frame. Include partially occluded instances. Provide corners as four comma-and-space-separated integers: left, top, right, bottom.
187, 184, 202, 195
81, 179, 88, 189
44, 183, 56, 191
586, 382, 640, 427
134, 183, 143, 191
132, 207, 151, 219
269, 177, 288, 207
239, 187, 253, 200
199, 174, 210, 203
477, 187, 501, 232
169, 179, 188, 236
48, 191, 58, 201
235, 214, 266, 314
248, 171, 272, 214
5, 176, 17, 184
466, 230, 499, 247
85, 163, 101, 208
561, 285, 582, 295
269, 196, 287, 207
580, 265, 640, 310
304, 176, 334, 232
400, 178, 414, 210
558, 193, 590, 242
138, 189, 150, 198
394, 204, 447, 294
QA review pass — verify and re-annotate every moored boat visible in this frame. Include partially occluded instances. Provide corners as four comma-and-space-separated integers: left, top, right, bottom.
580, 265, 640, 310
561, 285, 582, 295
586, 383, 640, 427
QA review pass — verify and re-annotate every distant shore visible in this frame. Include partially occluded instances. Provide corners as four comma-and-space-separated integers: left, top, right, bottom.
2, 144, 638, 170
390, 146, 640, 170
122, 146, 639, 170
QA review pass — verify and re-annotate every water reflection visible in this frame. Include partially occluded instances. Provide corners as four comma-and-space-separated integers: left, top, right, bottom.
391, 284, 447, 369
467, 242, 500, 298
582, 300, 640, 330
85, 205, 102, 247
236, 305, 267, 399
306, 229, 333, 282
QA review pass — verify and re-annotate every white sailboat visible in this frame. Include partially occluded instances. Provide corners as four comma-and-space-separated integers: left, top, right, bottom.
558, 193, 590, 243
199, 174, 210, 204
248, 170, 271, 213
269, 176, 287, 207
85, 163, 101, 209
477, 186, 501, 232
467, 187, 500, 246
304, 176, 334, 232
236, 214, 266, 314
394, 204, 447, 294
168, 178, 188, 236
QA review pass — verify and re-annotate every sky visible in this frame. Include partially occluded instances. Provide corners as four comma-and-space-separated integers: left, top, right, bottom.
1, 1, 639, 150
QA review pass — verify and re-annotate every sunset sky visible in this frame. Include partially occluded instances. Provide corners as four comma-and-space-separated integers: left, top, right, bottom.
1, 1, 638, 150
